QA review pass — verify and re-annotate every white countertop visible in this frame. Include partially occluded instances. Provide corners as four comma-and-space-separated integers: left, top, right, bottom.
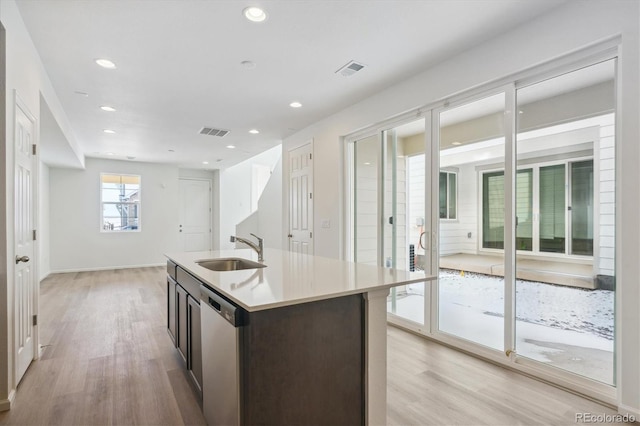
166, 248, 435, 312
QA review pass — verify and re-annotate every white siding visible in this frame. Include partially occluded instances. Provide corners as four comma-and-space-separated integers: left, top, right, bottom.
598, 118, 615, 276
440, 163, 478, 256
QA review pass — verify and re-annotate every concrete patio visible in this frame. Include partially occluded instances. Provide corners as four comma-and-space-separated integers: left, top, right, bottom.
439, 253, 596, 289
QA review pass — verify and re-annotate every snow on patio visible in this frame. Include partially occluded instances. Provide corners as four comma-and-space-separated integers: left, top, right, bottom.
388, 269, 614, 384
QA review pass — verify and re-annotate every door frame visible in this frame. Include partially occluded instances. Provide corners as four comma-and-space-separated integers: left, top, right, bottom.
13, 91, 39, 386
287, 140, 314, 254
343, 43, 620, 406
178, 177, 212, 251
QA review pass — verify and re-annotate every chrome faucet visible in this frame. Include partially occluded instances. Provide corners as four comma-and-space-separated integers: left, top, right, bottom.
230, 233, 264, 261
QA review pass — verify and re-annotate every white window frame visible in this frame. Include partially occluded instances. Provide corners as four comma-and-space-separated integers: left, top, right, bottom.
439, 170, 458, 221
100, 173, 142, 233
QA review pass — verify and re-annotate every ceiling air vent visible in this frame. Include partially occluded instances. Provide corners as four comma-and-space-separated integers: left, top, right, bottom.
335, 60, 365, 77
199, 127, 230, 137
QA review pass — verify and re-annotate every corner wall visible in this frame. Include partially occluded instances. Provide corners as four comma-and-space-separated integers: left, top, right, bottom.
219, 145, 281, 250
38, 162, 49, 280
49, 158, 180, 271
0, 0, 82, 408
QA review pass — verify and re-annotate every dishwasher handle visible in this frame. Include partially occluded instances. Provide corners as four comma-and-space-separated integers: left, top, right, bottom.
200, 285, 243, 327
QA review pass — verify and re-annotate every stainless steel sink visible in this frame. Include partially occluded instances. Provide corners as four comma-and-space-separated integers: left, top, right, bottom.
196, 258, 266, 272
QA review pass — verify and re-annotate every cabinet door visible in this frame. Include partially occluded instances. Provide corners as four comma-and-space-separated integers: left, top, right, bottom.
176, 284, 188, 363
167, 276, 177, 345
188, 295, 203, 393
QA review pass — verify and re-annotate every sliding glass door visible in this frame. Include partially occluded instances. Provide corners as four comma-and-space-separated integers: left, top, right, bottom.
348, 55, 617, 389
350, 119, 427, 325
515, 59, 615, 384
436, 92, 507, 351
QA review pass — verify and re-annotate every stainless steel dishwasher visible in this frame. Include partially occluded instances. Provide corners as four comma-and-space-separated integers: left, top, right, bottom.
200, 284, 244, 426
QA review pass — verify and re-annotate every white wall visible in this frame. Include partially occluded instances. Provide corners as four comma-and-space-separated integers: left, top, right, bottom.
257, 156, 283, 250
440, 163, 477, 256
219, 145, 281, 250
281, 0, 640, 415
49, 158, 179, 271
0, 0, 82, 408
38, 162, 50, 280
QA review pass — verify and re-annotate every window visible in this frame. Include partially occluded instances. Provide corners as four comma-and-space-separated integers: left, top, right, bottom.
481, 159, 594, 255
101, 174, 141, 232
439, 171, 457, 219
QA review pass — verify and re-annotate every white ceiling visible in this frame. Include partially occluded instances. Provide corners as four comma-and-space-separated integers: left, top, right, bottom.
16, 0, 568, 170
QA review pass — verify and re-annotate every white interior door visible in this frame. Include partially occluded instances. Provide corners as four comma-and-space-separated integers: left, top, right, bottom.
179, 179, 212, 252
289, 143, 313, 254
14, 95, 36, 384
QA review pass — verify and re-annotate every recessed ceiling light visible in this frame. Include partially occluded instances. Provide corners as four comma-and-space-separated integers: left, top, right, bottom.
106, 152, 115, 156
202, 161, 209, 165
126, 156, 136, 160
226, 145, 236, 149
518, 110, 524, 114
95, 58, 117, 69
364, 162, 371, 165
243, 6, 267, 22
100, 105, 116, 112
249, 129, 260, 134
103, 129, 116, 134
241, 60, 257, 69
74, 90, 89, 97
168, 149, 175, 152
289, 101, 302, 108
452, 141, 462, 146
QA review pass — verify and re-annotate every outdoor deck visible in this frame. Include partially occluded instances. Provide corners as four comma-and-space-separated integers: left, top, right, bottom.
439, 253, 595, 289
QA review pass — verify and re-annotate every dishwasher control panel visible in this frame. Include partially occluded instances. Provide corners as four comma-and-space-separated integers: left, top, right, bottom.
201, 285, 243, 327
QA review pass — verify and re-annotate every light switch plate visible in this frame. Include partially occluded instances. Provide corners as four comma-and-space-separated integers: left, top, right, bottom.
321, 220, 331, 228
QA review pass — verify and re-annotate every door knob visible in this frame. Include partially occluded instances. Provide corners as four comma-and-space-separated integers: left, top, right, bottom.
288, 234, 293, 238
15, 255, 29, 264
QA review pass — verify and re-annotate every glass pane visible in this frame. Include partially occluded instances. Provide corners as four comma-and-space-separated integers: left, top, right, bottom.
515, 60, 615, 384
438, 92, 505, 351
571, 160, 594, 255
516, 169, 533, 251
448, 173, 457, 219
482, 171, 504, 249
385, 118, 426, 325
439, 172, 447, 218
539, 164, 566, 253
102, 203, 140, 231
353, 135, 379, 266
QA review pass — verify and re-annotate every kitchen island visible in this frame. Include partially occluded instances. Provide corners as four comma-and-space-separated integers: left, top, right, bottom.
166, 248, 433, 425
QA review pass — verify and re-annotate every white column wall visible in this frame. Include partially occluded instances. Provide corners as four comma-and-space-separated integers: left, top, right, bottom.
0, 0, 82, 408
38, 162, 50, 280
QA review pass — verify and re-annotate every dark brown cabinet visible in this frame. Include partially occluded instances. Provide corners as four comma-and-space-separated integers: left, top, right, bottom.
166, 262, 203, 399
187, 294, 202, 392
176, 284, 188, 362
167, 276, 177, 344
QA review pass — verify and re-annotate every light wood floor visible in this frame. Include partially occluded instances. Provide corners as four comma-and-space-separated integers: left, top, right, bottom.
0, 267, 627, 425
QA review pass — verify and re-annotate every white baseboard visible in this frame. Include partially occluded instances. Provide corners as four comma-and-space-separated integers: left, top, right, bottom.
49, 263, 165, 274
618, 403, 640, 419
0, 389, 16, 412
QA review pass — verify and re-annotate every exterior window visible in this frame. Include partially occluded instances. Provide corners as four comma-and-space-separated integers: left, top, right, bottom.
101, 174, 141, 232
439, 171, 457, 219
